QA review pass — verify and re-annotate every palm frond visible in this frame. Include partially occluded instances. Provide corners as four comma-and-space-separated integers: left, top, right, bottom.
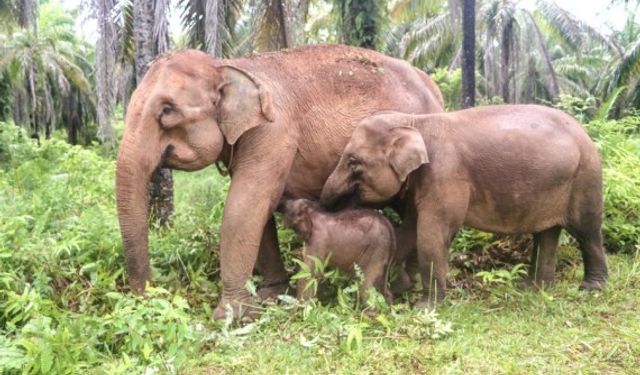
610, 37, 640, 91
400, 13, 452, 58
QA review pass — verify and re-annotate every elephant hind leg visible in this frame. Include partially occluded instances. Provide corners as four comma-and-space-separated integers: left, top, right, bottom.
529, 226, 561, 287
565, 168, 607, 290
567, 224, 608, 290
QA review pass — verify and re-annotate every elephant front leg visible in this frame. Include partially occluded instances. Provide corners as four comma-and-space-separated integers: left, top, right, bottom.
414, 211, 463, 310
529, 226, 561, 288
212, 164, 291, 321
255, 217, 291, 301
391, 212, 417, 294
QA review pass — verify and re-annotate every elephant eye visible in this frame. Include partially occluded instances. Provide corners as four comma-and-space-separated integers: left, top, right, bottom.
161, 104, 173, 116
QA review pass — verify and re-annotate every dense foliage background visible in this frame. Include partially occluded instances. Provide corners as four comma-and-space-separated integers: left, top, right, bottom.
1, 0, 639, 373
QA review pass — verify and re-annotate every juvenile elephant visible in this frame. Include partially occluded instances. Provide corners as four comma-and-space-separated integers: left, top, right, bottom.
282, 199, 395, 304
115, 44, 443, 319
321, 105, 608, 307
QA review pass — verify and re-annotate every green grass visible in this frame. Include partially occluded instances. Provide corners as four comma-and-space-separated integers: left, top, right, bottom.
1, 120, 639, 374
189, 252, 640, 374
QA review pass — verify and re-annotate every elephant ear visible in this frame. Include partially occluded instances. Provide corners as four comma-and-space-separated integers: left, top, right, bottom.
388, 126, 429, 182
217, 65, 275, 145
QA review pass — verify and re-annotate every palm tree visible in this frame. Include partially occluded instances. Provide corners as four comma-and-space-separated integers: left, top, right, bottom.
0, 2, 95, 142
334, 0, 385, 49
95, 0, 117, 146
253, 0, 310, 51
132, 0, 173, 226
595, 3, 640, 117
400, 0, 620, 106
179, 0, 238, 55
461, 0, 475, 107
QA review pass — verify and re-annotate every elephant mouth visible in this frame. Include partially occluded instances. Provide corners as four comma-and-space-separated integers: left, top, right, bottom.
324, 183, 359, 211
161, 145, 204, 171
159, 144, 176, 167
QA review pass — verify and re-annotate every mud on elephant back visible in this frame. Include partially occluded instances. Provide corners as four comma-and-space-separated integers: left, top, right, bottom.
114, 44, 445, 320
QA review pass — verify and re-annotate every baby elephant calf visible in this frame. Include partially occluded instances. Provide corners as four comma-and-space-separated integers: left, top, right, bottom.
281, 198, 395, 304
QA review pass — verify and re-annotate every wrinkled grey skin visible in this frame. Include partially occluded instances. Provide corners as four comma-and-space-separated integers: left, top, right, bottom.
114, 44, 444, 320
321, 105, 608, 307
282, 199, 395, 304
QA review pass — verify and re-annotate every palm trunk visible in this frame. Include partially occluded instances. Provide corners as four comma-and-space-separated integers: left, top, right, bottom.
258, 0, 288, 50
501, 19, 513, 103
133, 0, 174, 226
205, 0, 222, 56
95, 0, 117, 146
461, 0, 475, 108
339, 0, 381, 49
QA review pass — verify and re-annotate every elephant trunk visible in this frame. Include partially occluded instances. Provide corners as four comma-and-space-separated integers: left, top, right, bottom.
116, 131, 162, 293
320, 165, 353, 209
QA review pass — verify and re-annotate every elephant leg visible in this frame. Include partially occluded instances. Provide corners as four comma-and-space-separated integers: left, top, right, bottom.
529, 226, 561, 287
576, 230, 608, 290
567, 225, 608, 291
391, 263, 413, 295
213, 147, 294, 321
391, 208, 417, 294
361, 260, 392, 306
255, 217, 290, 301
413, 194, 466, 310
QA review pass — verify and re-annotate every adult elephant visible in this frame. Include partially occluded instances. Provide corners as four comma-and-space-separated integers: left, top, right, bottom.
115, 44, 443, 319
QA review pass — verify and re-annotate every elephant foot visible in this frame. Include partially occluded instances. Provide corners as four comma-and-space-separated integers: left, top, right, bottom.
578, 278, 606, 291
257, 280, 291, 302
413, 285, 446, 311
390, 276, 414, 294
212, 296, 260, 322
413, 297, 436, 311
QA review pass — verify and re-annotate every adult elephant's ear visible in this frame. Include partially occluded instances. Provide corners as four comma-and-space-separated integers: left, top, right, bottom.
217, 65, 275, 145
388, 126, 429, 182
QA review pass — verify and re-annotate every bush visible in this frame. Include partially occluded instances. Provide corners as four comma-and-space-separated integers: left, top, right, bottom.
553, 94, 597, 123
586, 116, 640, 252
430, 68, 461, 110
0, 122, 225, 373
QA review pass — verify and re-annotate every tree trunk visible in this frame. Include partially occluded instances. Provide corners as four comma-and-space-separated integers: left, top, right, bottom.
283, 0, 309, 47
339, 0, 381, 49
461, 0, 475, 108
257, 0, 288, 50
95, 0, 117, 146
205, 0, 222, 56
501, 18, 513, 103
133, 0, 174, 226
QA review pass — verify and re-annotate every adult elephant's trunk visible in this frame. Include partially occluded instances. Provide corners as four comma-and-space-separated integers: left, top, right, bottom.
116, 128, 162, 293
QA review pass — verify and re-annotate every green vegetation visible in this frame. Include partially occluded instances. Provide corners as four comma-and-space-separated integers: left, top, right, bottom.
1, 113, 639, 373
1, 0, 639, 373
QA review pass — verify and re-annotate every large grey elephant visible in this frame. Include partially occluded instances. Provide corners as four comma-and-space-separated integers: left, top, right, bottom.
115, 44, 444, 319
321, 106, 608, 307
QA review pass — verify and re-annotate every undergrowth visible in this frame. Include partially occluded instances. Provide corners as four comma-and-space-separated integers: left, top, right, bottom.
0, 116, 639, 374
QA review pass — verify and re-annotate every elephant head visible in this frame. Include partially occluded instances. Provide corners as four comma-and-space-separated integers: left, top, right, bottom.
116, 50, 274, 293
320, 115, 429, 208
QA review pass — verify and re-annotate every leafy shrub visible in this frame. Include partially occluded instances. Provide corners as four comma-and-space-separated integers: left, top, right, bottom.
586, 116, 640, 252
553, 94, 597, 123
430, 68, 461, 110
